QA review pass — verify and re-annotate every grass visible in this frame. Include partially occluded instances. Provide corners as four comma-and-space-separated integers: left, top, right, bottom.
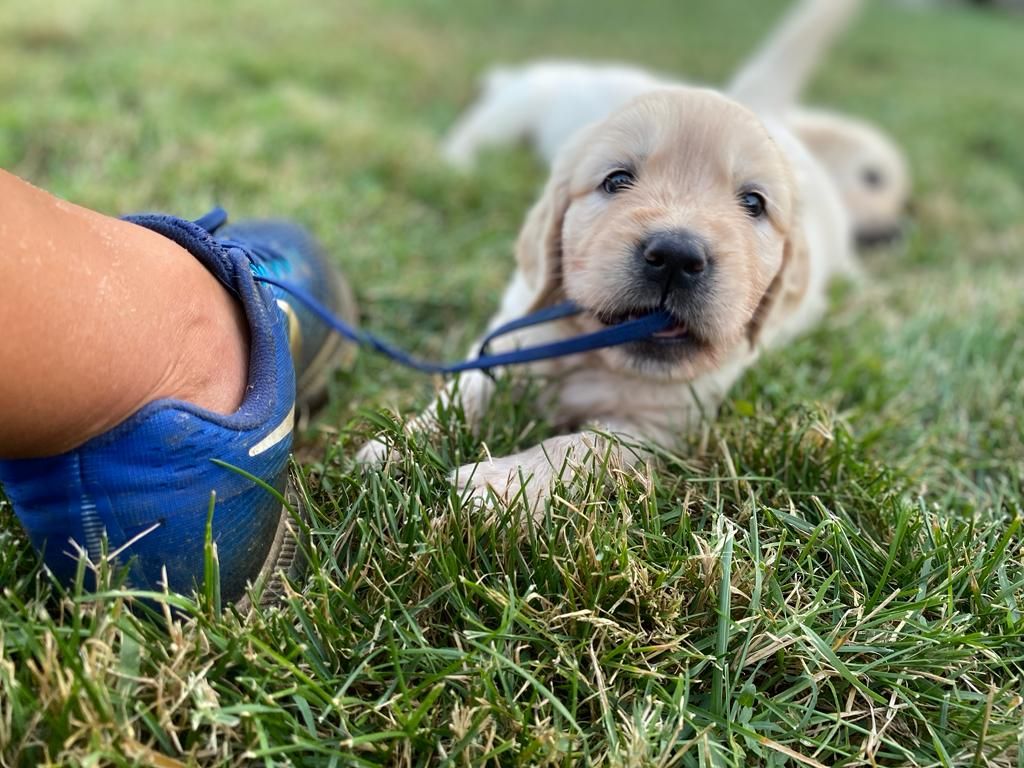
2, 0, 1024, 765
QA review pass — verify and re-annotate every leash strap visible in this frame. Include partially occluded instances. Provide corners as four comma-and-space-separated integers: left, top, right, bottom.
253, 274, 674, 375
476, 300, 583, 356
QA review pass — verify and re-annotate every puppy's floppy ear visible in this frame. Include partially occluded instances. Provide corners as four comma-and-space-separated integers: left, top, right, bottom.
747, 219, 810, 347
515, 173, 572, 312
515, 130, 590, 311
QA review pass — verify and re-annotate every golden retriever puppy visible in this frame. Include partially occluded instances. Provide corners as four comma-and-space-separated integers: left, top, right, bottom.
359, 86, 850, 509
442, 0, 910, 247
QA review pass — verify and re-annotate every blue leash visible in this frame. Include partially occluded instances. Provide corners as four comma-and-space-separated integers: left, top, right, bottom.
253, 274, 674, 374
197, 207, 673, 374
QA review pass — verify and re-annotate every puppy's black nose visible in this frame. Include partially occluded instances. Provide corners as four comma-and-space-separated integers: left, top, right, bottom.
639, 231, 709, 290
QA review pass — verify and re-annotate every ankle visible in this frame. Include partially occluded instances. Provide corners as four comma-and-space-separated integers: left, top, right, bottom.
163, 258, 251, 417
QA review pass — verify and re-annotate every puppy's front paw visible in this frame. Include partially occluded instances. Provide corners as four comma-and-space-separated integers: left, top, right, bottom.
451, 457, 552, 514
355, 437, 399, 468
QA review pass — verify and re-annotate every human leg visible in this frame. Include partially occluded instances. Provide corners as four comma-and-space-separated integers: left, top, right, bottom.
0, 169, 357, 605
0, 169, 249, 458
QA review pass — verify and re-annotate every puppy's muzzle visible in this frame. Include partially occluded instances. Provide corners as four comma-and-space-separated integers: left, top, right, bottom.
638, 230, 710, 296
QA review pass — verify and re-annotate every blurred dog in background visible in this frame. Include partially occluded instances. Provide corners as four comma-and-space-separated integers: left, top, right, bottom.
442, 0, 911, 249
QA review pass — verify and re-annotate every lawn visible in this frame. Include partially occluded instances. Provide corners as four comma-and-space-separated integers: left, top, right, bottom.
2, 0, 1023, 765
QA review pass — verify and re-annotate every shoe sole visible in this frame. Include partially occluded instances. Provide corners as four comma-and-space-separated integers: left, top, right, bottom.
235, 485, 307, 611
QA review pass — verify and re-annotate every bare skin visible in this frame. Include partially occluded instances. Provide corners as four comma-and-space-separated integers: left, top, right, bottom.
0, 169, 250, 459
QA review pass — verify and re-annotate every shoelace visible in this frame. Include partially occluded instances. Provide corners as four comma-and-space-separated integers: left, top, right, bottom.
194, 208, 675, 375
195, 207, 289, 276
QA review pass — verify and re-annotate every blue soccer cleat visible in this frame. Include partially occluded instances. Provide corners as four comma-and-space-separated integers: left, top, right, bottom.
0, 209, 357, 608
209, 213, 358, 412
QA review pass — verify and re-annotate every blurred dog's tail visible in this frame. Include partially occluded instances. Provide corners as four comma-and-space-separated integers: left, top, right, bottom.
728, 0, 864, 112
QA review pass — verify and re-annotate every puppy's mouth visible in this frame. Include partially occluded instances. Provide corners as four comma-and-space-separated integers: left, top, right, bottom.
596, 307, 688, 340
856, 224, 905, 249
593, 305, 706, 362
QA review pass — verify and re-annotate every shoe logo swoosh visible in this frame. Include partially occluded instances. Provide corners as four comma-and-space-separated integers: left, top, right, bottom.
249, 404, 295, 457
276, 299, 303, 366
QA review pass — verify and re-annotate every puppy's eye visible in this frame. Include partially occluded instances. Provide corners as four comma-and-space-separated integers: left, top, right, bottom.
739, 191, 767, 218
862, 167, 885, 189
601, 170, 635, 195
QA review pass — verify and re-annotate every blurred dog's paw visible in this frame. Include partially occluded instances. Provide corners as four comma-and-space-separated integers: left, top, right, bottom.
355, 437, 400, 468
